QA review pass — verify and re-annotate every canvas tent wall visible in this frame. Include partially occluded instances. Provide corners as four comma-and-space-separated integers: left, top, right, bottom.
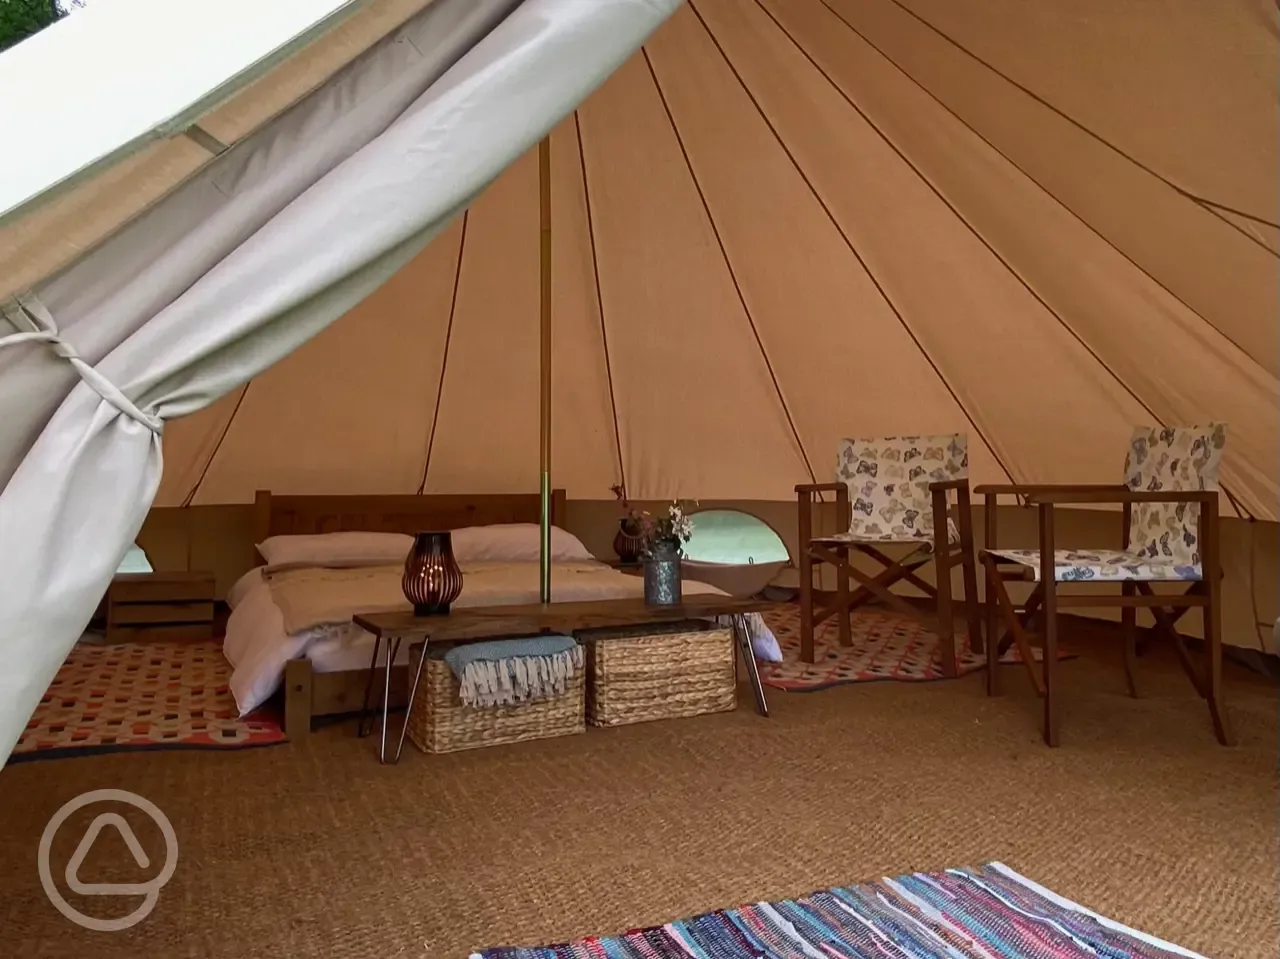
154, 0, 1277, 641
0, 0, 1276, 761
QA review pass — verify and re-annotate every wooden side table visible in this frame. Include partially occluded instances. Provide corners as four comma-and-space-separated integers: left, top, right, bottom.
106, 571, 216, 643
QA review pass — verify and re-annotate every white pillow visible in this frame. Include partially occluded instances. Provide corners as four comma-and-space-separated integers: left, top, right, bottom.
451, 523, 597, 564
255, 531, 414, 568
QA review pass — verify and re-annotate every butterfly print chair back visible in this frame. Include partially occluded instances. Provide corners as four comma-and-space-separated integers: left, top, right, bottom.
795, 434, 983, 678
979, 424, 1233, 747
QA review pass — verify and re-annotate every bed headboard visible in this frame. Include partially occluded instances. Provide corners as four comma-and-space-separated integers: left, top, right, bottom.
252, 490, 568, 543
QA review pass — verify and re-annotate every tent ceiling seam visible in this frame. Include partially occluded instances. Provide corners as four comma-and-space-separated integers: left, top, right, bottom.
877, 0, 1280, 244
1195, 196, 1280, 231
1193, 199, 1280, 256
764, 0, 1253, 517
182, 383, 252, 507
640, 47, 819, 488
574, 110, 628, 495
695, 0, 1015, 487
813, 0, 1270, 371
418, 211, 469, 495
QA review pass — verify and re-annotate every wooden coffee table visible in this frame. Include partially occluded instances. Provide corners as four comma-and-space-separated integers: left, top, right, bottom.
353, 595, 778, 763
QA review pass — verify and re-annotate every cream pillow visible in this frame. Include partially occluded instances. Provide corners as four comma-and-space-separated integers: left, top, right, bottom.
451, 524, 597, 564
254, 525, 596, 571
255, 531, 414, 568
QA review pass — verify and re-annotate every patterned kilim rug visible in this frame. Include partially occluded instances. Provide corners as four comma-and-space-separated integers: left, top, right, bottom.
11, 640, 286, 762
758, 606, 1069, 692
471, 862, 1204, 959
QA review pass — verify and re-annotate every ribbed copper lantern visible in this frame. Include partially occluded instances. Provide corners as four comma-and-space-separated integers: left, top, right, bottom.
612, 519, 645, 565
402, 531, 463, 616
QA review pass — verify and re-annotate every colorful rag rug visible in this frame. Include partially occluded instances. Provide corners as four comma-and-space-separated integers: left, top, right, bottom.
757, 606, 1070, 692
11, 639, 286, 761
471, 862, 1204, 959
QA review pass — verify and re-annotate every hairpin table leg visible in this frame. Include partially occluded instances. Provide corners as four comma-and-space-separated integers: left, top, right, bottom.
732, 614, 769, 718
388, 641, 431, 764
375, 635, 402, 763
356, 635, 382, 739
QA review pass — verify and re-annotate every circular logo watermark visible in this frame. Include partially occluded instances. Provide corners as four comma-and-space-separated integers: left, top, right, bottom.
38, 789, 178, 932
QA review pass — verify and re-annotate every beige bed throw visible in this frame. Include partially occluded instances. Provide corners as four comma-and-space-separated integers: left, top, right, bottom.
264, 561, 722, 636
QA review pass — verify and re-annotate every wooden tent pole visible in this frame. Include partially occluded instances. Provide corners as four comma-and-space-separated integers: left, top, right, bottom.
538, 134, 552, 604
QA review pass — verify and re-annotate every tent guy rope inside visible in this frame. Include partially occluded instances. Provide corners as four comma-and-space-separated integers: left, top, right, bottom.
0, 295, 161, 434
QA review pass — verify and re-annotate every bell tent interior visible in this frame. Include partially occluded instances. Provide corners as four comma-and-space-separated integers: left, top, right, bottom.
23, 0, 1279, 657
0, 0, 1277, 954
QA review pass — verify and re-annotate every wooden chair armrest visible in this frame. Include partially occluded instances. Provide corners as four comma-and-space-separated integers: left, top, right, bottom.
796, 484, 848, 545
1024, 488, 1217, 506
973, 483, 1127, 497
975, 483, 1129, 508
795, 483, 845, 494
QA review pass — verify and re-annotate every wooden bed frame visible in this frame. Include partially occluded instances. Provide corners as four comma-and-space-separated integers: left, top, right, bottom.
252, 489, 568, 740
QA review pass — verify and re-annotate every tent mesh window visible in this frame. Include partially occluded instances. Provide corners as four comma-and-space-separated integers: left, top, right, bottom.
683, 510, 788, 565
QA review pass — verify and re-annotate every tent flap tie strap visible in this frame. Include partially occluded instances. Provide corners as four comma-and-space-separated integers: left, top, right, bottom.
0, 295, 162, 433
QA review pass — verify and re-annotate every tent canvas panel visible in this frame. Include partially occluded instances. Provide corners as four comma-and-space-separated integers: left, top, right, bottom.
158, 0, 1277, 517
886, 0, 1279, 222
744, 0, 1279, 515
812, 0, 1280, 378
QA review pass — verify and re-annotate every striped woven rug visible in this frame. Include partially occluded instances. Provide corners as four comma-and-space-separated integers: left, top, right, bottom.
471, 862, 1203, 959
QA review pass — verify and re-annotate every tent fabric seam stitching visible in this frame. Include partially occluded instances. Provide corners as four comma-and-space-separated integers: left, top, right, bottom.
640, 46, 819, 488
690, 0, 1015, 487
878, 0, 1280, 242
418, 212, 470, 495
812, 0, 1270, 373
574, 110, 628, 496
760, 0, 1252, 518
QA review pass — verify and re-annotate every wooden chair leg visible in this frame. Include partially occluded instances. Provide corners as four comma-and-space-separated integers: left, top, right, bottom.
983, 558, 1003, 691
799, 547, 816, 664
935, 553, 958, 679
1137, 582, 1208, 697
1009, 586, 1044, 656
962, 547, 984, 657
835, 546, 852, 648
1203, 574, 1235, 746
1121, 581, 1139, 698
982, 555, 999, 697
985, 562, 1045, 698
1038, 507, 1061, 747
1041, 581, 1061, 747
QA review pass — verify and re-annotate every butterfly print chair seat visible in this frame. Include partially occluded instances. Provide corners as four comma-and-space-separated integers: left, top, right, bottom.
978, 424, 1234, 747
795, 434, 983, 679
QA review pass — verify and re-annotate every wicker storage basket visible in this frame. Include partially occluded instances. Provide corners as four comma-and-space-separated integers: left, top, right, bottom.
579, 621, 736, 727
405, 651, 585, 754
